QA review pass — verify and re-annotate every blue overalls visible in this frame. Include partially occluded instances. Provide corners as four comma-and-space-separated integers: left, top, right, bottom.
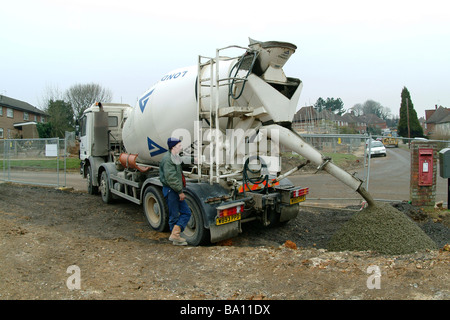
163, 186, 191, 232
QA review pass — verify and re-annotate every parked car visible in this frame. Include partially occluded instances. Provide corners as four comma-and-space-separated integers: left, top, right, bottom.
367, 140, 387, 157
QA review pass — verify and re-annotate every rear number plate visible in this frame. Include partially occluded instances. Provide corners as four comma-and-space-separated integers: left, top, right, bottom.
290, 195, 306, 205
216, 213, 241, 225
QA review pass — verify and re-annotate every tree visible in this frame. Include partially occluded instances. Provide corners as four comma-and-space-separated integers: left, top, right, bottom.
362, 100, 381, 116
36, 122, 53, 138
351, 103, 364, 116
65, 83, 113, 120
362, 100, 391, 120
314, 97, 345, 115
46, 100, 75, 138
38, 84, 64, 110
351, 100, 392, 120
397, 87, 423, 138
314, 97, 326, 112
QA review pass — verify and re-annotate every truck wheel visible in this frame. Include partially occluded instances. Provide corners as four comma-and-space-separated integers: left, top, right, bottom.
183, 194, 209, 246
99, 170, 112, 204
87, 165, 98, 195
143, 186, 169, 232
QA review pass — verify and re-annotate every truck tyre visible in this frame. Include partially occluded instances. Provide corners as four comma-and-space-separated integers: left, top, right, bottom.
100, 170, 112, 204
87, 165, 98, 195
183, 194, 209, 246
143, 186, 169, 232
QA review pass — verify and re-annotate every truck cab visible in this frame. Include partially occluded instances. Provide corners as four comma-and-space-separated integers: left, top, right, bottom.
79, 102, 132, 160
78, 102, 132, 193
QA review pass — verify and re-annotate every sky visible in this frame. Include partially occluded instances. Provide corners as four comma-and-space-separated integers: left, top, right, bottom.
1, 0, 449, 119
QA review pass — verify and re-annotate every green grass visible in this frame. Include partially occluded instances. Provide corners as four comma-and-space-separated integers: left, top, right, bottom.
324, 153, 358, 166
281, 151, 358, 166
0, 158, 81, 171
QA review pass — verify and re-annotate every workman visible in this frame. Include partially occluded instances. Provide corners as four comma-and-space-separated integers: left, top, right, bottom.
159, 137, 191, 245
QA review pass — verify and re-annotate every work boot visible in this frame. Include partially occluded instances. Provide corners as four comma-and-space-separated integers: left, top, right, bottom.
169, 225, 187, 246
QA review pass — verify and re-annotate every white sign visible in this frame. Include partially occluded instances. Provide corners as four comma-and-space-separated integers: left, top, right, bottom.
45, 144, 58, 157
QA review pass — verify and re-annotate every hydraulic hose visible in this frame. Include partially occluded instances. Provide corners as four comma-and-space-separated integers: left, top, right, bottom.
228, 51, 259, 106
242, 155, 269, 195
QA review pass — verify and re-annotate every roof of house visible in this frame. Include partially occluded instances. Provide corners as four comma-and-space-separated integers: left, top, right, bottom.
340, 113, 359, 123
293, 107, 348, 122
292, 106, 319, 122
0, 95, 48, 116
318, 109, 344, 121
426, 106, 450, 124
437, 113, 450, 124
359, 113, 385, 124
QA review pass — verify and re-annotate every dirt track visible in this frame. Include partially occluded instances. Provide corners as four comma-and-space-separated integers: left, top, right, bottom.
0, 182, 449, 301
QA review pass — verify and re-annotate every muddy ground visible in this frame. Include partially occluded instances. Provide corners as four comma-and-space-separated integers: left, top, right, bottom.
0, 182, 448, 302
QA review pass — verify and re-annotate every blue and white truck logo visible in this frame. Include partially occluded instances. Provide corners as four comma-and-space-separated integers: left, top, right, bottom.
147, 137, 167, 157
139, 89, 154, 113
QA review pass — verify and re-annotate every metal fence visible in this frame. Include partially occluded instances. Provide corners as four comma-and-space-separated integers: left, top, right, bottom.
285, 133, 450, 206
289, 133, 373, 193
0, 137, 69, 188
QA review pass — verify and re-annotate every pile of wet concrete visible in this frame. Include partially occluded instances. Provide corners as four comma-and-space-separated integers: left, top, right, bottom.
328, 202, 439, 255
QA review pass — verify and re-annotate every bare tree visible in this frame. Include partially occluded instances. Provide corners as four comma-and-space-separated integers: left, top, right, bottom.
65, 83, 113, 119
379, 106, 392, 120
362, 100, 382, 116
351, 103, 364, 116
352, 100, 392, 120
38, 84, 64, 110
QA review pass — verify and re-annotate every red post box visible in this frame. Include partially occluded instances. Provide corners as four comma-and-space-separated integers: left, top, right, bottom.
418, 148, 433, 186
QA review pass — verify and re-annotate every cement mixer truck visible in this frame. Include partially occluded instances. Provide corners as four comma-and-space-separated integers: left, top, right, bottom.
79, 38, 373, 246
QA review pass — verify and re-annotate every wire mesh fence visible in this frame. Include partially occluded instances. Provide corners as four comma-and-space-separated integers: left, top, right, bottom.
0, 138, 68, 187
283, 133, 449, 206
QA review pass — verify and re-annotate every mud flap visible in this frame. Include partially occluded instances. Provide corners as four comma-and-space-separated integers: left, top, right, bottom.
279, 204, 299, 222
209, 221, 241, 243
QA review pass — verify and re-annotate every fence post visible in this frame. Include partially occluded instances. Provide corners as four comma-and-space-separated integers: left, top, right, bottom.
63, 137, 67, 187
57, 138, 60, 188
2, 140, 5, 180
7, 140, 11, 181
366, 134, 372, 191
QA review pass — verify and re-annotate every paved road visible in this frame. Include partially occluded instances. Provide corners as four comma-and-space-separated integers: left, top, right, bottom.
0, 169, 85, 191
289, 147, 448, 206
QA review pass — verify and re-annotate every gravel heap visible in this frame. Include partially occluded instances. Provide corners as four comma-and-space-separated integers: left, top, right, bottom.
327, 202, 438, 255
390, 201, 428, 222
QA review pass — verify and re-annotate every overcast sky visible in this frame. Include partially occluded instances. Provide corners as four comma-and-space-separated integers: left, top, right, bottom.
1, 0, 449, 119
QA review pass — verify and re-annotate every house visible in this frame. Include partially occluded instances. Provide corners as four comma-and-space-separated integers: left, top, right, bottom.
340, 112, 367, 133
359, 114, 387, 133
424, 109, 436, 135
292, 106, 390, 135
435, 113, 450, 137
292, 107, 370, 133
418, 116, 426, 132
424, 105, 450, 136
318, 109, 343, 126
292, 106, 320, 132
0, 95, 48, 139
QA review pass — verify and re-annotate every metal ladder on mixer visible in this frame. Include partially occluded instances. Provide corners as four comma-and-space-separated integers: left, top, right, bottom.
196, 45, 256, 184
